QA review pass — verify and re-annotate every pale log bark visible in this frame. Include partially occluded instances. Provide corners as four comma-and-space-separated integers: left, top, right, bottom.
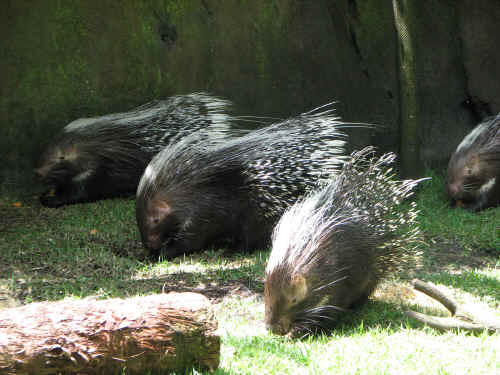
0, 292, 219, 374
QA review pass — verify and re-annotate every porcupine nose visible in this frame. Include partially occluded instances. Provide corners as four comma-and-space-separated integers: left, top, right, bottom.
267, 320, 290, 335
147, 241, 158, 250
146, 234, 164, 251
448, 182, 460, 197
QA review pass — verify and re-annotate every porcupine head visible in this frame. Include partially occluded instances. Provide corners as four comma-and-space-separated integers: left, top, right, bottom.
135, 154, 183, 253
447, 115, 500, 210
265, 256, 373, 336
34, 133, 94, 187
136, 191, 178, 252
264, 206, 379, 337
264, 148, 423, 337
447, 154, 492, 206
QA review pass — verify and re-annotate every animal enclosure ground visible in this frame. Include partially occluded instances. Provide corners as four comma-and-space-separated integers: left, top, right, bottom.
0, 171, 498, 375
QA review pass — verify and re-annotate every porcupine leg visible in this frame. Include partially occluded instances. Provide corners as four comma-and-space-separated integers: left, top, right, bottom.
40, 182, 89, 207
233, 214, 271, 252
160, 228, 211, 259
465, 196, 487, 211
159, 244, 185, 259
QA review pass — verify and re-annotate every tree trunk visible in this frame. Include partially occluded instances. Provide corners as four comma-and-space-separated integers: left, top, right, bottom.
392, 0, 422, 178
0, 292, 220, 374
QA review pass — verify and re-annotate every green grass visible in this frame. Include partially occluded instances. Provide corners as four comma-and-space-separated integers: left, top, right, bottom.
416, 170, 500, 253
0, 169, 499, 375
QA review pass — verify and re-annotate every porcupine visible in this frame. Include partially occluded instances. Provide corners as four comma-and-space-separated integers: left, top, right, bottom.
446, 113, 500, 211
34, 93, 238, 207
136, 103, 349, 258
264, 147, 425, 336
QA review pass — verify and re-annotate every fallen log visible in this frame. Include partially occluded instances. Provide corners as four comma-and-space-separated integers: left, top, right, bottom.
0, 292, 220, 374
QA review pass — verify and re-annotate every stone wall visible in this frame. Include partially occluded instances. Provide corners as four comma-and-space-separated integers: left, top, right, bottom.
1, 0, 499, 174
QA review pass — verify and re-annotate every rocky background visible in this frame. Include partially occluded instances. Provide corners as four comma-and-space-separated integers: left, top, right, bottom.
1, 0, 499, 176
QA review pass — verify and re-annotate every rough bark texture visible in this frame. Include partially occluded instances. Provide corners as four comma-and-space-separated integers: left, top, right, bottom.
0, 292, 220, 374
392, 0, 421, 178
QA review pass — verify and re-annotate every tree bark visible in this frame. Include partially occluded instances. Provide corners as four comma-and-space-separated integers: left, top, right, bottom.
0, 292, 220, 374
392, 0, 422, 178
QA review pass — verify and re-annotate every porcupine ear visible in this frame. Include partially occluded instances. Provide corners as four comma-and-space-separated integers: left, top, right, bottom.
289, 274, 308, 304
150, 198, 173, 219
469, 155, 481, 175
62, 142, 78, 161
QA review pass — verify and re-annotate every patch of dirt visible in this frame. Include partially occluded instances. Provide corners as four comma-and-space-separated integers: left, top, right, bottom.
132, 269, 263, 304
418, 236, 498, 274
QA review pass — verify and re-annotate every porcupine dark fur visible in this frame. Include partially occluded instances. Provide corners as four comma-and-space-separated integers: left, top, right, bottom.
34, 93, 238, 207
136, 103, 349, 258
264, 147, 425, 337
447, 113, 500, 211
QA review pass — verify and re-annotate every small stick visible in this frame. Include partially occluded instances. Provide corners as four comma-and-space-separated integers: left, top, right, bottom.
406, 279, 499, 333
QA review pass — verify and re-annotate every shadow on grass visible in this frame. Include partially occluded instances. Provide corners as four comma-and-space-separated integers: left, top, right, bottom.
265, 273, 499, 341
287, 296, 493, 339
333, 299, 419, 334
418, 271, 500, 302
418, 238, 497, 272
11, 266, 265, 304
410, 237, 500, 302
0, 192, 269, 304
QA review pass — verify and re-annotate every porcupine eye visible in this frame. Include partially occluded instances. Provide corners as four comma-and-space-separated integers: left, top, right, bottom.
265, 305, 273, 317
287, 296, 299, 308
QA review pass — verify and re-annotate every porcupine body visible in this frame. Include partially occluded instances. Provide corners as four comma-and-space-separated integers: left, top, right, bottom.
264, 147, 424, 336
136, 103, 349, 258
34, 93, 235, 207
447, 113, 500, 211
